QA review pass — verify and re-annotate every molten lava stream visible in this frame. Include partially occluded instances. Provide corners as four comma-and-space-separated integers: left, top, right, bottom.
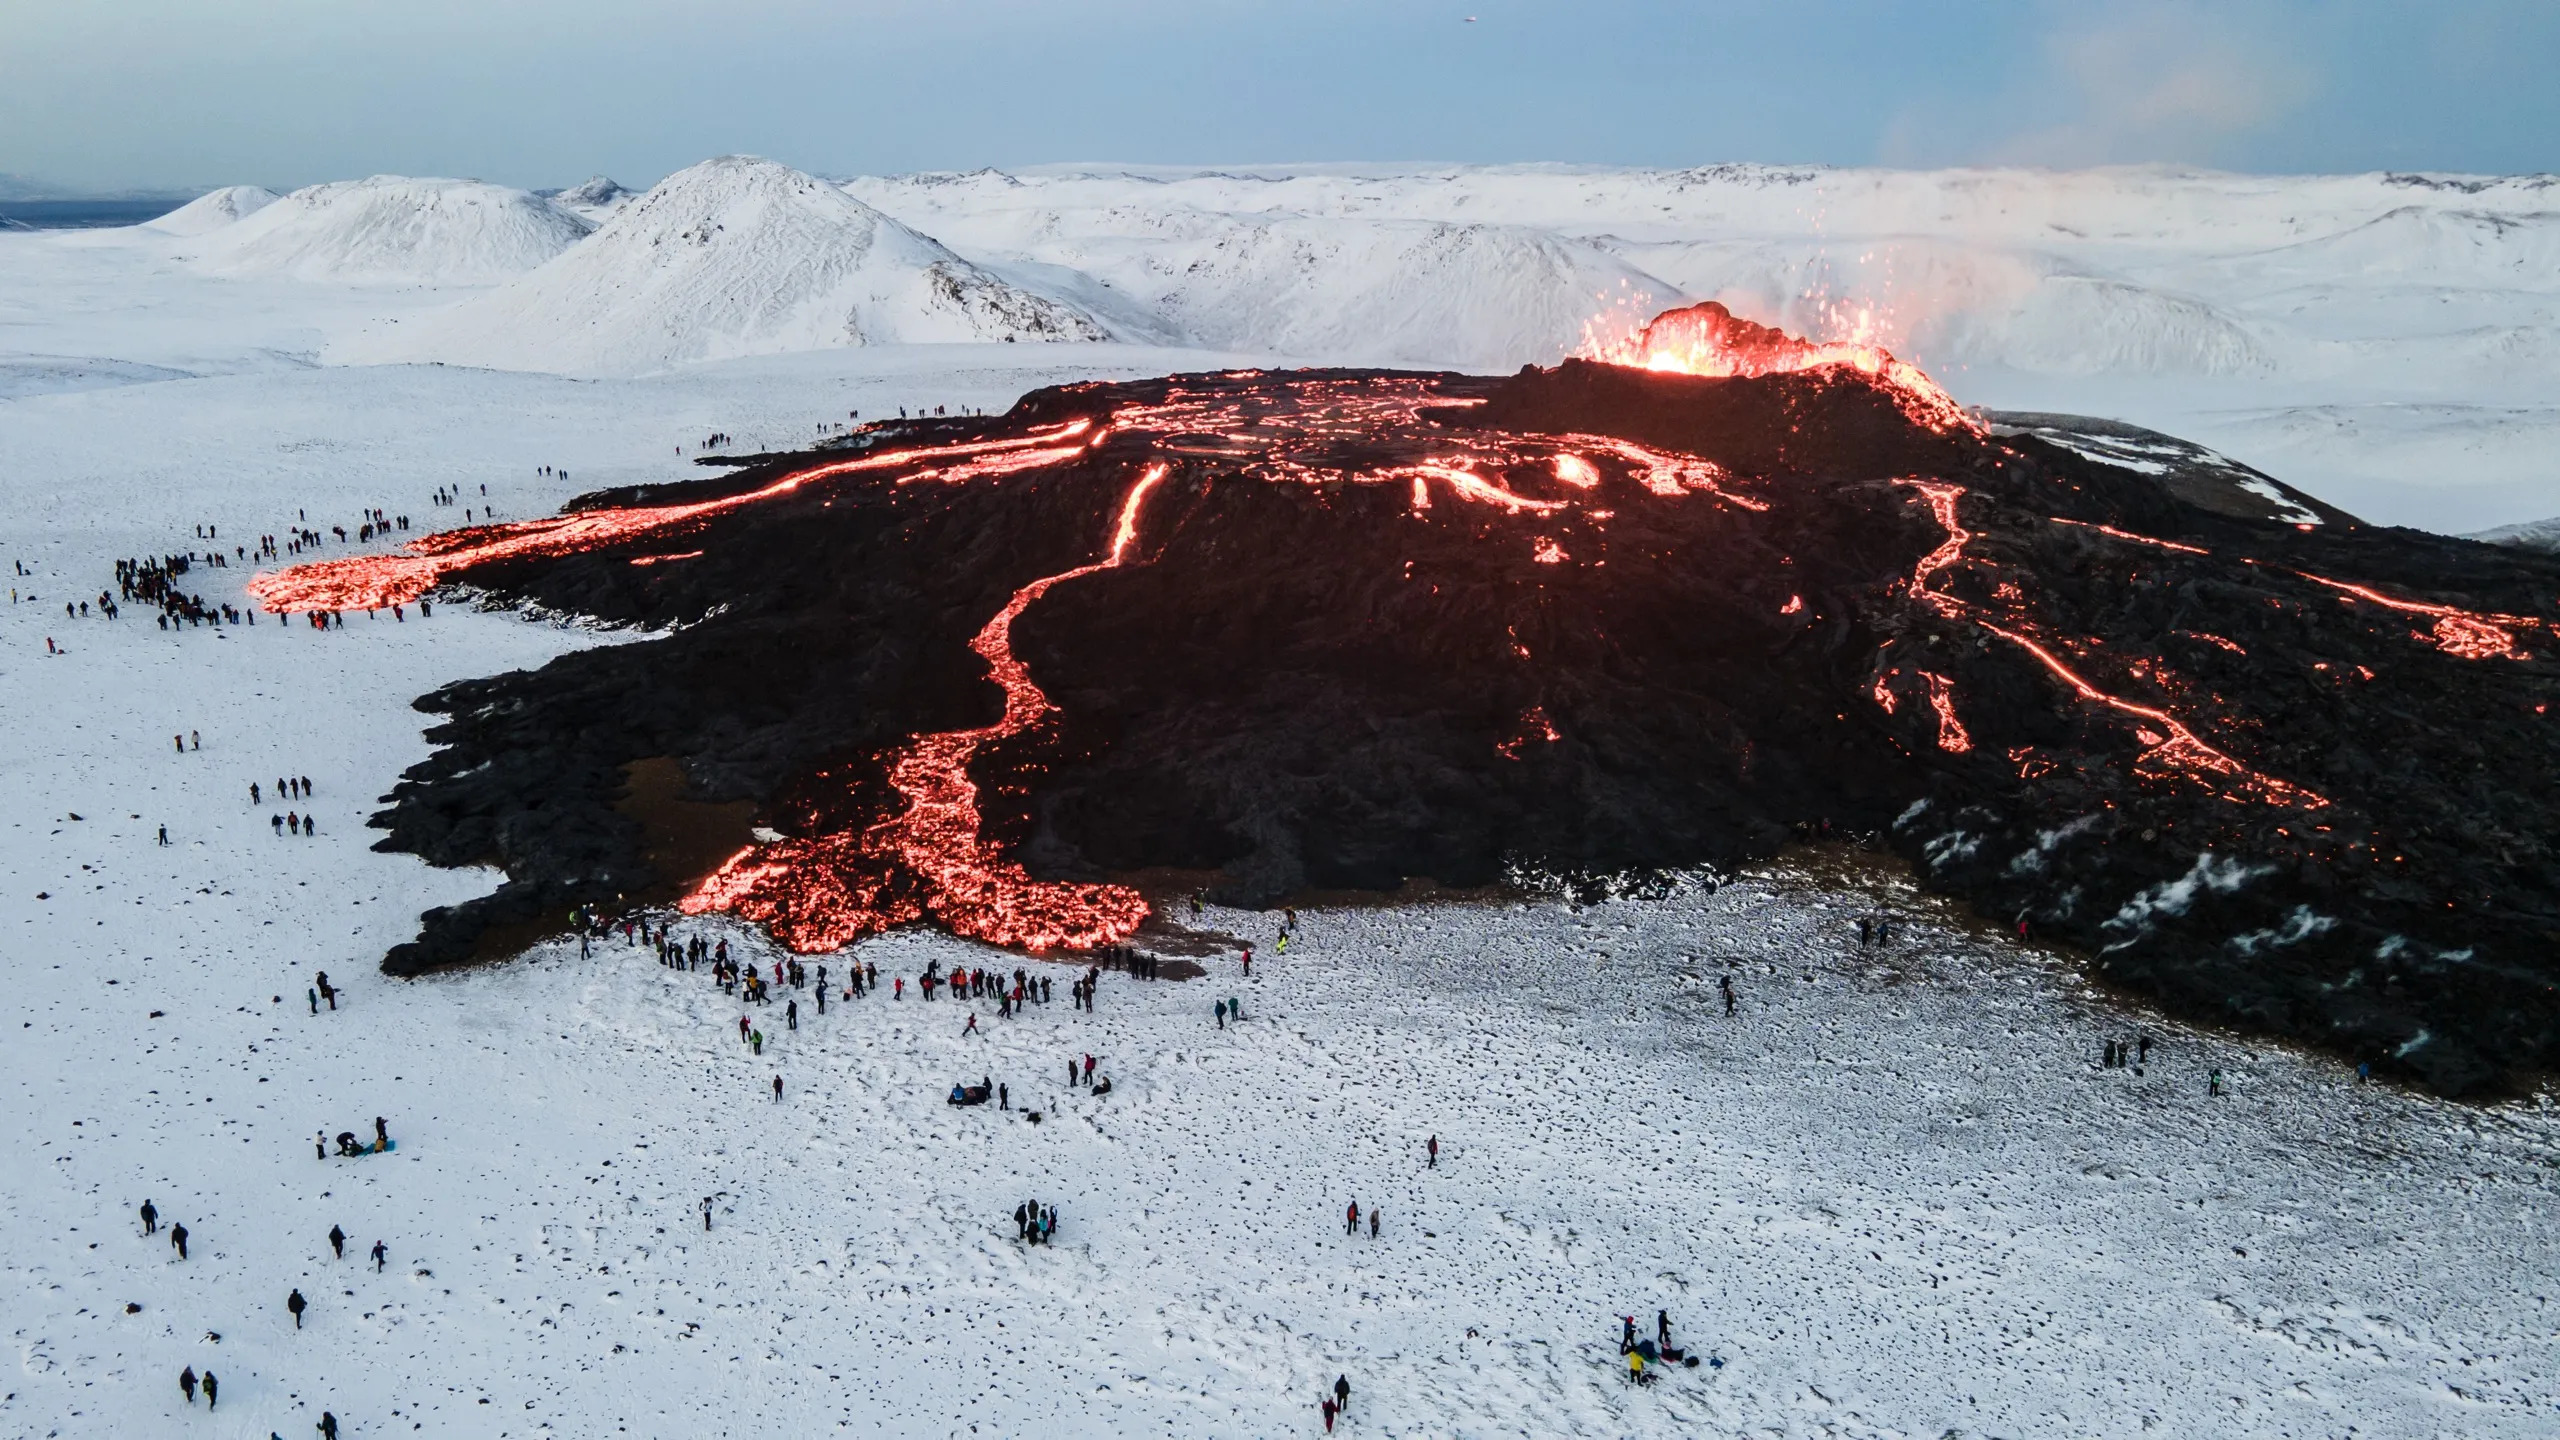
247, 421, 1095, 614
1893, 480, 2325, 808
682, 465, 1171, 954
2295, 572, 2543, 661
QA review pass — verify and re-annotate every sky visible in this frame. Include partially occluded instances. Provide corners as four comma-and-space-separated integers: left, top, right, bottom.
1, 0, 2554, 193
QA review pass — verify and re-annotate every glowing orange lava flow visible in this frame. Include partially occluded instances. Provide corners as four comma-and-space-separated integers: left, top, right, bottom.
2050, 517, 2211, 555
1587, 300, 1980, 437
679, 465, 1169, 954
1893, 480, 2327, 808
2297, 572, 2546, 661
246, 422, 1094, 613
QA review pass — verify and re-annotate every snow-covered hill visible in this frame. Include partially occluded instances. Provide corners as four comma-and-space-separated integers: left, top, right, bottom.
142, 185, 279, 236
359, 156, 1106, 376
847, 163, 2560, 385
188, 176, 590, 284
545, 175, 634, 223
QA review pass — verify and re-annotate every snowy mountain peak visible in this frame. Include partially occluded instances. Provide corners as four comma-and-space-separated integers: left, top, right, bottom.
548, 175, 635, 220
143, 185, 281, 236
349, 155, 1105, 375
188, 175, 591, 283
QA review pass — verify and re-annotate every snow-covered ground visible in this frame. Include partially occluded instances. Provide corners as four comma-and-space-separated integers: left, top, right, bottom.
4, 163, 2560, 1438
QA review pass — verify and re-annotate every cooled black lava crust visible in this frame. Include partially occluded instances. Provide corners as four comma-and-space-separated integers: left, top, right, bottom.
371, 364, 2560, 1094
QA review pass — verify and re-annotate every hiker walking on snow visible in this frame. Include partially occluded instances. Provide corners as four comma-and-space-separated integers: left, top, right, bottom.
1720, 974, 1736, 1016
200, 1370, 216, 1408
1345, 1201, 1359, 1235
287, 1288, 306, 1327
1427, 1135, 1438, 1168
318, 1412, 339, 1439
371, 1239, 387, 1272
1334, 1374, 1351, 1414
963, 1013, 979, 1037
139, 1199, 157, 1235
170, 1223, 188, 1260
180, 1367, 196, 1403
329, 1224, 345, 1259
1215, 999, 1226, 1029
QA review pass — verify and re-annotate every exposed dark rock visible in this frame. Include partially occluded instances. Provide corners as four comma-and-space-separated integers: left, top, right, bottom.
361, 363, 2560, 1095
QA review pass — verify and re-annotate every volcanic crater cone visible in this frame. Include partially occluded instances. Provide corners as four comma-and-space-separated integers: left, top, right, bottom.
253, 304, 2560, 1094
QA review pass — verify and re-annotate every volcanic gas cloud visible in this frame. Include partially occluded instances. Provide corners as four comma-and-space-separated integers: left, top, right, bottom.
256, 302, 2560, 1093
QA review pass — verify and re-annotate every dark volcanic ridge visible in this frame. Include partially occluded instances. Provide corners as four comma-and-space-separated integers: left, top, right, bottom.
253, 319, 2560, 1094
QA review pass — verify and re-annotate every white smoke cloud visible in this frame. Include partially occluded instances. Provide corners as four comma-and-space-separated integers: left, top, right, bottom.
1883, 5, 2317, 169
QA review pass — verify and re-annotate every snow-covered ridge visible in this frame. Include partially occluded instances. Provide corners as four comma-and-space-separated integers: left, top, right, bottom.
188, 176, 591, 284
352, 156, 1106, 376
143, 185, 279, 236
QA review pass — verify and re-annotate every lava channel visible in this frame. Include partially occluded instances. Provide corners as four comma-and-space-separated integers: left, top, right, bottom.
678, 465, 1171, 953
246, 421, 1095, 614
1895, 479, 2326, 808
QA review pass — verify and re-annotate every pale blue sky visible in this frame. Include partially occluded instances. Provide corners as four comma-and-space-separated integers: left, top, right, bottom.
2, 0, 2553, 192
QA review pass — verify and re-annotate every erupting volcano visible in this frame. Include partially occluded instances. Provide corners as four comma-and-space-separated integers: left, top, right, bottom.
253, 305, 2560, 1094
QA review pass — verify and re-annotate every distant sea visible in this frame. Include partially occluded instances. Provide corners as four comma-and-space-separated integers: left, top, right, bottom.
0, 198, 190, 230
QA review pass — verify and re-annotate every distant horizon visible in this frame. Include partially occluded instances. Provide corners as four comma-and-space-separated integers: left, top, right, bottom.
10, 153, 2560, 207
3, 2, 2551, 194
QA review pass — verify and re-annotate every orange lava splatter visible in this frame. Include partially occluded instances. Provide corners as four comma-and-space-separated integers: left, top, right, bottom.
1496, 705, 1562, 759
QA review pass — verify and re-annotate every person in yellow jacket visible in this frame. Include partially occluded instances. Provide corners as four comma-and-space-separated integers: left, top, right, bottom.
1628, 1350, 1649, 1386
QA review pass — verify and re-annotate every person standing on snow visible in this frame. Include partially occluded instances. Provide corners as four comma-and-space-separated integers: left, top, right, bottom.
287, 1288, 306, 1327
180, 1367, 197, 1404
1214, 1000, 1226, 1030
1345, 1201, 1359, 1235
318, 1412, 339, 1439
328, 1225, 345, 1260
200, 1370, 216, 1408
772, 1075, 783, 1102
1333, 1374, 1350, 1414
139, 1199, 157, 1235
1427, 1135, 1438, 1168
170, 1223, 188, 1260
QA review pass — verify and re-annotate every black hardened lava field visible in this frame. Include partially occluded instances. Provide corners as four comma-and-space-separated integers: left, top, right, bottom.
255, 305, 2560, 1094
